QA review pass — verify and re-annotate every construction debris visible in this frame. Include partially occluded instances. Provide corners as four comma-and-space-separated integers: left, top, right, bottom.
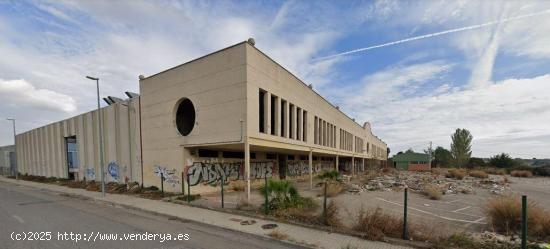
346, 171, 511, 195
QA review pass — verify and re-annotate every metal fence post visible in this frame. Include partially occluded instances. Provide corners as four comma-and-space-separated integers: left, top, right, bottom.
264, 172, 269, 215
221, 177, 225, 208
403, 187, 408, 240
323, 181, 328, 225
522, 195, 527, 249
187, 173, 191, 203
160, 172, 164, 197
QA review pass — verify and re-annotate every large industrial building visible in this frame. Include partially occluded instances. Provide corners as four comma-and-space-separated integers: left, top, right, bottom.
14, 40, 387, 197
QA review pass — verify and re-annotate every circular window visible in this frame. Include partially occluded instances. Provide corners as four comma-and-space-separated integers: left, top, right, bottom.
175, 98, 195, 136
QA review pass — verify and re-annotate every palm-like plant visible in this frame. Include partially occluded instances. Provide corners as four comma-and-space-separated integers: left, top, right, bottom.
259, 179, 300, 209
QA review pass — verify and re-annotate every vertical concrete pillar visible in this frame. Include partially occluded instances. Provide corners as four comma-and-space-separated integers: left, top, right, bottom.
309, 149, 313, 190
244, 139, 251, 202
266, 92, 271, 135
335, 155, 339, 171
352, 156, 355, 175
362, 157, 365, 172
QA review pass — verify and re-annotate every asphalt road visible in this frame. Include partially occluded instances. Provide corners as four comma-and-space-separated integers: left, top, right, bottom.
0, 181, 302, 249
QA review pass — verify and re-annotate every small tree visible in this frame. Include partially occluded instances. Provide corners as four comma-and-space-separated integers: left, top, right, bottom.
450, 129, 473, 168
489, 153, 518, 168
466, 157, 486, 168
433, 146, 452, 167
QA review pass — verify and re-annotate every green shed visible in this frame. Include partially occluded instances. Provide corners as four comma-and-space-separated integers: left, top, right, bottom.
391, 151, 430, 171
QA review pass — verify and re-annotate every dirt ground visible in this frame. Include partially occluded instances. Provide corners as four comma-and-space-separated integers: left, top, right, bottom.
193, 171, 550, 238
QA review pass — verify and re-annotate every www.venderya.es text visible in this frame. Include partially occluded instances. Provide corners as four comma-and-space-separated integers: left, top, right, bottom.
11, 231, 190, 243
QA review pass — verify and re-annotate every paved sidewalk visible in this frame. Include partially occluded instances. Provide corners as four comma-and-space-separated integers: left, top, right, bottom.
0, 177, 412, 249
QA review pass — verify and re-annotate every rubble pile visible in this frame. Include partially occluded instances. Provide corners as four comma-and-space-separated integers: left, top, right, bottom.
345, 171, 511, 195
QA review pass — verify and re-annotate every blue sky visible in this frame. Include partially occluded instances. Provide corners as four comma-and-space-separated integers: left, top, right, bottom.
1, 0, 549, 158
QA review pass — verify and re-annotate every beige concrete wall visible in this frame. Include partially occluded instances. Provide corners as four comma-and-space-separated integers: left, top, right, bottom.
244, 43, 387, 160
139, 43, 248, 191
15, 98, 141, 182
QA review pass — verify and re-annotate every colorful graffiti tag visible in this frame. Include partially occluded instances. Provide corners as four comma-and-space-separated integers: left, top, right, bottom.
186, 161, 275, 186
85, 168, 95, 180
107, 162, 119, 181
153, 165, 180, 187
286, 161, 334, 176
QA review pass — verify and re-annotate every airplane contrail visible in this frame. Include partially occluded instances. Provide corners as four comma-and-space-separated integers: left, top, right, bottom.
313, 9, 550, 62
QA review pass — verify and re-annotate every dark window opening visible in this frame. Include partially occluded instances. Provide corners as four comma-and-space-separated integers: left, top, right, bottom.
302, 111, 307, 142
221, 151, 256, 159
198, 149, 218, 158
296, 107, 301, 140
314, 116, 318, 144
280, 100, 286, 137
270, 95, 277, 135
259, 89, 266, 133
287, 155, 295, 160
299, 155, 308, 161
266, 153, 277, 160
289, 104, 294, 139
223, 151, 244, 159
65, 136, 78, 180
176, 98, 196, 136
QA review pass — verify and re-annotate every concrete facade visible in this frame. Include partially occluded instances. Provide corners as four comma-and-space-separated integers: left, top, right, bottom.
15, 40, 387, 196
15, 98, 141, 182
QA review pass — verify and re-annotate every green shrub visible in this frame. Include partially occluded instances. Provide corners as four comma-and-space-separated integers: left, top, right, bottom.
317, 170, 340, 180
259, 179, 315, 210
534, 166, 550, 176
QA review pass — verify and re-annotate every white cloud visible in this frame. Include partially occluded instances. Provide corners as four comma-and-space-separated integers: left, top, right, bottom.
0, 79, 76, 113
343, 61, 453, 108
341, 72, 550, 158
0, 1, 346, 146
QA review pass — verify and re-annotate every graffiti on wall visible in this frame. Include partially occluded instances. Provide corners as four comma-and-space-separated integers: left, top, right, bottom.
286, 161, 335, 176
286, 161, 312, 176
153, 165, 180, 187
85, 168, 95, 180
186, 161, 275, 186
108, 162, 119, 181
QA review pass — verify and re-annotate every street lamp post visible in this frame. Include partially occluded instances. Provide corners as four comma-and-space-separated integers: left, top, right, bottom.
86, 76, 105, 197
6, 118, 17, 179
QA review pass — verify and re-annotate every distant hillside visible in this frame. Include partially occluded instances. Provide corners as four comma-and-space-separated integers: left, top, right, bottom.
514, 158, 550, 167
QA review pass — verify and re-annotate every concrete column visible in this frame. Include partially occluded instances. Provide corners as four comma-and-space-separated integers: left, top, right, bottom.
335, 155, 339, 171
245, 139, 251, 202
309, 149, 313, 189
362, 157, 365, 172
352, 156, 355, 176
266, 92, 271, 135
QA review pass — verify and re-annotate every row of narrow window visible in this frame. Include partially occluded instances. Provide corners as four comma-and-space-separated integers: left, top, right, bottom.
355, 137, 364, 153
259, 89, 307, 142
340, 129, 353, 151
313, 116, 336, 148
